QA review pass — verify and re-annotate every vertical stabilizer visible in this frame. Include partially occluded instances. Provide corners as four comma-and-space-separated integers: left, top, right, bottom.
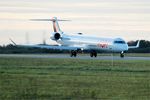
52, 17, 62, 32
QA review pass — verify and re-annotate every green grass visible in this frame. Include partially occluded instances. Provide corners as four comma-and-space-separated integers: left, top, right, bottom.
0, 57, 150, 100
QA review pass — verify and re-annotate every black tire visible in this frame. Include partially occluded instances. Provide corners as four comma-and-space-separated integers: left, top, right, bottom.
70, 50, 77, 57
90, 50, 97, 57
74, 52, 77, 57
94, 52, 97, 57
90, 53, 93, 57
120, 53, 124, 58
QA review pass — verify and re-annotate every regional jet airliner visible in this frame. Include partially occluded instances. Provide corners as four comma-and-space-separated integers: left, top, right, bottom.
11, 17, 140, 58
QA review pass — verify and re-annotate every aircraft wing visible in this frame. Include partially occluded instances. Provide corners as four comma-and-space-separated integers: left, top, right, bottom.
10, 38, 79, 50
10, 39, 98, 51
14, 44, 79, 50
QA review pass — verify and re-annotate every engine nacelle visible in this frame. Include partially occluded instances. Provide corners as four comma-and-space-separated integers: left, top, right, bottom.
51, 32, 61, 40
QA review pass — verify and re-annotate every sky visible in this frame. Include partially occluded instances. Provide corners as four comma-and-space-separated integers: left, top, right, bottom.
0, 0, 150, 45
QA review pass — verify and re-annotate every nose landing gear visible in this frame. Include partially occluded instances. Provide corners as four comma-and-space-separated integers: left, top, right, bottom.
120, 51, 124, 58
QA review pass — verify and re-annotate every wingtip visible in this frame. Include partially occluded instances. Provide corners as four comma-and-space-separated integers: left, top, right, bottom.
9, 38, 17, 46
136, 40, 140, 48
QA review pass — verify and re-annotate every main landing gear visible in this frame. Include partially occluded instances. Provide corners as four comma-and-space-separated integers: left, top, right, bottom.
90, 50, 97, 57
70, 50, 98, 58
120, 51, 124, 58
70, 50, 77, 57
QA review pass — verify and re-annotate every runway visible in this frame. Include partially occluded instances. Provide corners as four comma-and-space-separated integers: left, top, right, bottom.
0, 54, 150, 60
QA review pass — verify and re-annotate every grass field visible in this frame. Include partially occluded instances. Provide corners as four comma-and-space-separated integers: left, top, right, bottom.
0, 57, 150, 100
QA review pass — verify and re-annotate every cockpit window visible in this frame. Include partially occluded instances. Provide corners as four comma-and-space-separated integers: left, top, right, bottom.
78, 33, 83, 35
114, 41, 125, 44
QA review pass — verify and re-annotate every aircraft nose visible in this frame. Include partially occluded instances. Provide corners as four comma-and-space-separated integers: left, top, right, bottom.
120, 43, 129, 51
116, 44, 128, 51
124, 44, 129, 51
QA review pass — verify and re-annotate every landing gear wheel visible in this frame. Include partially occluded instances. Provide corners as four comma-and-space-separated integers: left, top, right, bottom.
70, 50, 77, 57
90, 53, 93, 57
90, 50, 97, 58
94, 52, 97, 57
120, 52, 124, 58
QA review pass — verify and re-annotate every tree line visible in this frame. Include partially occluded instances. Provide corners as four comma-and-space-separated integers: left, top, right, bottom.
0, 40, 149, 54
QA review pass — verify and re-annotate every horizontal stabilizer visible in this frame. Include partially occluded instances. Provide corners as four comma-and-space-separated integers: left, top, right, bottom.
30, 17, 70, 22
30, 17, 70, 32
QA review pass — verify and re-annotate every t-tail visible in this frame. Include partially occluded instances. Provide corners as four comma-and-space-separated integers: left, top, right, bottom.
30, 17, 70, 40
30, 17, 69, 33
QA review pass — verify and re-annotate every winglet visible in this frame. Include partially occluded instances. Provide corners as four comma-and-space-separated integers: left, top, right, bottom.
9, 38, 17, 46
128, 40, 140, 49
136, 40, 140, 48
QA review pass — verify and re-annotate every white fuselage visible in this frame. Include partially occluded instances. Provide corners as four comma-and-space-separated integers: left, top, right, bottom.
55, 33, 129, 52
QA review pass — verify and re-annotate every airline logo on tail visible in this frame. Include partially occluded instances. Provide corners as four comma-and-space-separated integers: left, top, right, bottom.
52, 17, 61, 32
